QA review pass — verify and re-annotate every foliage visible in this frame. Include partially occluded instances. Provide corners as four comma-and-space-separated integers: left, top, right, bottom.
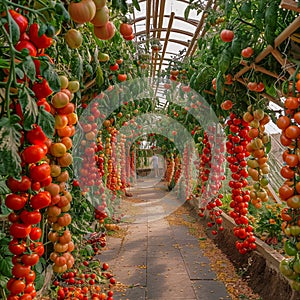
251, 202, 285, 246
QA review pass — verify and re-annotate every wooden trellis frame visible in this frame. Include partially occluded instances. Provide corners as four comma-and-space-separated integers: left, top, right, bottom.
232, 14, 300, 107
280, 0, 300, 12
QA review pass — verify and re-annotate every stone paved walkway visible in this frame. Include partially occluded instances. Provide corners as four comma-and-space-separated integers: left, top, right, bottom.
100, 177, 232, 300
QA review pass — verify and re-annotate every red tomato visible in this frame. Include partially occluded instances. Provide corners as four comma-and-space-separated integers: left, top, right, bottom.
220, 29, 234, 42
8, 212, 20, 223
120, 23, 133, 36
31, 77, 52, 99
21, 253, 40, 266
5, 194, 27, 210
20, 210, 42, 225
9, 239, 26, 255
6, 175, 31, 192
29, 227, 42, 240
241, 47, 254, 58
12, 263, 31, 277
117, 73, 127, 82
221, 100, 233, 110
36, 99, 49, 112
247, 82, 257, 91
20, 293, 33, 300
256, 82, 265, 92
25, 270, 36, 284
40, 175, 52, 187
24, 283, 35, 293
30, 191, 51, 210
15, 40, 37, 56
10, 223, 31, 239
29, 163, 51, 181
26, 125, 47, 145
109, 63, 119, 71
21, 144, 46, 163
29, 23, 53, 49
8, 10, 28, 34
30, 242, 44, 256
7, 279, 26, 295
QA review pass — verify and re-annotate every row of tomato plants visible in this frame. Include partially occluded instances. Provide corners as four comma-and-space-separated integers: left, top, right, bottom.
0, 0, 144, 299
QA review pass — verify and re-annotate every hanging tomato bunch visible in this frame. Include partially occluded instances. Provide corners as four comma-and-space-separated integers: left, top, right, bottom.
198, 131, 225, 235
3, 8, 58, 299
276, 96, 300, 291
226, 113, 256, 254
46, 76, 79, 274
244, 107, 271, 209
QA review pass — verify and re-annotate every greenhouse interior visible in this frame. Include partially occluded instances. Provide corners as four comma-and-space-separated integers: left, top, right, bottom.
2, 0, 300, 299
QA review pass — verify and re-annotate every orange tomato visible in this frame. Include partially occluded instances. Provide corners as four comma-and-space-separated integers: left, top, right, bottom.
285, 97, 299, 109
61, 137, 72, 150
285, 125, 300, 139
276, 115, 290, 130
50, 143, 67, 157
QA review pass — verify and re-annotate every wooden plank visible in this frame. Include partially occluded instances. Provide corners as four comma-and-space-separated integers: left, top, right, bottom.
271, 49, 295, 76
280, 0, 300, 12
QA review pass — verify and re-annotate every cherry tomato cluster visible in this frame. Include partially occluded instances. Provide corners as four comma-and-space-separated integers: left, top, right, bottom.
54, 268, 115, 300
78, 101, 103, 192
86, 232, 107, 255
226, 113, 256, 254
119, 134, 128, 190
174, 154, 182, 187
46, 77, 80, 274
165, 154, 175, 187
105, 125, 121, 192
276, 96, 300, 290
199, 132, 212, 193
94, 205, 108, 224
198, 195, 224, 235
5, 62, 54, 300
197, 131, 225, 234
243, 107, 271, 209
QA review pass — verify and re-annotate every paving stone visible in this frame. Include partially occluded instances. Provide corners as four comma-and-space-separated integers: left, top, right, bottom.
121, 239, 147, 252
113, 286, 146, 300
192, 279, 232, 300
117, 250, 147, 267
147, 271, 196, 299
147, 256, 187, 274
113, 265, 146, 286
180, 246, 217, 280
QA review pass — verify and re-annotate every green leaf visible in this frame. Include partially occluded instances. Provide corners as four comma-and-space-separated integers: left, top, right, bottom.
15, 66, 24, 79
19, 88, 38, 131
0, 257, 13, 277
132, 0, 141, 11
55, 3, 70, 21
38, 23, 47, 37
42, 64, 61, 92
0, 274, 8, 288
184, 6, 191, 20
112, 0, 128, 14
215, 71, 224, 104
1, 245, 12, 256
34, 259, 44, 274
0, 178, 9, 195
34, 271, 45, 290
8, 13, 20, 45
71, 52, 83, 82
96, 65, 104, 87
37, 106, 55, 138
0, 116, 22, 178
22, 56, 36, 82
